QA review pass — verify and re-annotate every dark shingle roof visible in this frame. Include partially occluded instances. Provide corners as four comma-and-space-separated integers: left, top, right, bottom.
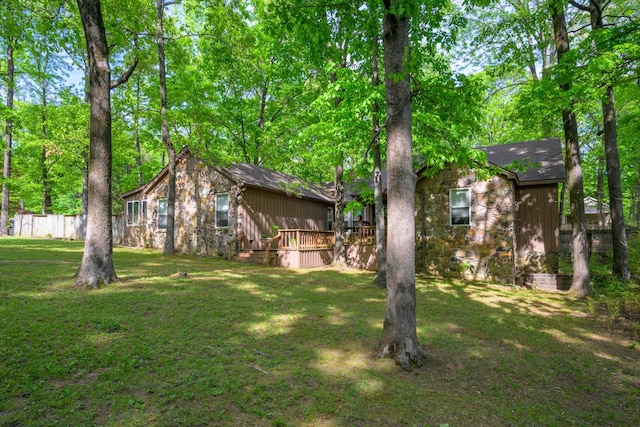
223, 163, 333, 203
478, 138, 566, 185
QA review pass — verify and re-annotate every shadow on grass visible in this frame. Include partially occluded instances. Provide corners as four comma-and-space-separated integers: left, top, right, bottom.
0, 239, 638, 426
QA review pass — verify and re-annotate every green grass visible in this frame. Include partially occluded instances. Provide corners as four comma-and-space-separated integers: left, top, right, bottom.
1, 238, 639, 426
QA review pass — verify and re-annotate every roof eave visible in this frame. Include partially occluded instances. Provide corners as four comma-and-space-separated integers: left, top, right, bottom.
515, 178, 565, 186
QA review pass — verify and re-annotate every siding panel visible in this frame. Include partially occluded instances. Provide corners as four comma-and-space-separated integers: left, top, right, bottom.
516, 184, 559, 255
240, 188, 331, 249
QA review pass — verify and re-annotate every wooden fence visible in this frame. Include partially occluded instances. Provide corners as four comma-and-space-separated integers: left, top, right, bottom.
10, 214, 124, 245
559, 228, 637, 254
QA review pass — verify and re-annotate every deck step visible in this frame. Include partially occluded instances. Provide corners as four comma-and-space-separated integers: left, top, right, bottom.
234, 250, 278, 266
521, 273, 572, 291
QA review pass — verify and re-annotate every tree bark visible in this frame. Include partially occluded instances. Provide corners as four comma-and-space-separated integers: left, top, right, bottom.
1, 38, 14, 236
376, 1, 425, 370
551, 3, 590, 297
134, 75, 143, 187
157, 0, 176, 255
74, 0, 118, 288
40, 59, 53, 214
636, 175, 640, 225
586, 0, 631, 280
371, 26, 386, 289
602, 85, 630, 279
596, 156, 604, 228
333, 164, 346, 266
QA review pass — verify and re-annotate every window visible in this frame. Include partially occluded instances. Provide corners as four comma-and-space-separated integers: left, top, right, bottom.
327, 207, 334, 230
126, 200, 146, 226
450, 188, 471, 225
157, 198, 168, 230
215, 193, 229, 228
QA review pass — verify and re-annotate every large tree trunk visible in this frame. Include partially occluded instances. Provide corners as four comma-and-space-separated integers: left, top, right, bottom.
74, 0, 118, 288
157, 0, 176, 255
1, 38, 14, 236
376, 1, 425, 370
371, 27, 386, 289
551, 4, 590, 297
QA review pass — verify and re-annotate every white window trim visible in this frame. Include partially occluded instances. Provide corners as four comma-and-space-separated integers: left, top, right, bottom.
450, 188, 471, 226
157, 198, 168, 230
215, 193, 230, 228
126, 200, 147, 226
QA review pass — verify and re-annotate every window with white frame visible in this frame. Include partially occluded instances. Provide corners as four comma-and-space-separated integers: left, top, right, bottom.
126, 200, 147, 226
450, 188, 471, 225
157, 198, 168, 230
215, 193, 229, 228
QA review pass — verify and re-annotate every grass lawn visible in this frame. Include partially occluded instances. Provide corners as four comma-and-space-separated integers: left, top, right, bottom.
1, 238, 638, 426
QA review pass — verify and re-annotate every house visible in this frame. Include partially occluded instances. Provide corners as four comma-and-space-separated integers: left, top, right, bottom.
583, 196, 611, 228
415, 138, 566, 283
121, 148, 335, 261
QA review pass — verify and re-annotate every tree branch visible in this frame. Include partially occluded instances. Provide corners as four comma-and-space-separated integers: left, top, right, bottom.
568, 0, 591, 12
110, 57, 139, 90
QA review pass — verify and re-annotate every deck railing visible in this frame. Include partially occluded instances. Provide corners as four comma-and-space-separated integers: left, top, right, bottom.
278, 227, 376, 249
279, 229, 335, 249
345, 226, 376, 245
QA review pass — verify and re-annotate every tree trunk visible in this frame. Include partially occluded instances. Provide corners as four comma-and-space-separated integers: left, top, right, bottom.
376, 1, 425, 370
636, 175, 640, 225
134, 75, 143, 186
596, 156, 604, 228
1, 38, 14, 236
82, 64, 90, 215
333, 164, 346, 266
74, 0, 118, 288
157, 0, 176, 255
40, 66, 53, 214
371, 27, 386, 289
551, 3, 590, 297
586, 0, 631, 280
602, 85, 630, 279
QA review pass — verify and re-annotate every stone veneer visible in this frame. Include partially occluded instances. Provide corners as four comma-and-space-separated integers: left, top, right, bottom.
415, 167, 516, 283
123, 155, 241, 256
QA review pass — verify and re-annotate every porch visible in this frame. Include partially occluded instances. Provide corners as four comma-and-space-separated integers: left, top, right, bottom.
231, 227, 378, 270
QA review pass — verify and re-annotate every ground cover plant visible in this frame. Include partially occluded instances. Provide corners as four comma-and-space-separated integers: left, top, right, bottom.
1, 238, 638, 426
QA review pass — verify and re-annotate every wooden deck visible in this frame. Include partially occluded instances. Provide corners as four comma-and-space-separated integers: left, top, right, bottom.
234, 228, 378, 270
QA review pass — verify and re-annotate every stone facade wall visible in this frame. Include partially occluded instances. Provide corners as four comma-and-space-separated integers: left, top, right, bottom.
123, 155, 240, 257
416, 168, 516, 283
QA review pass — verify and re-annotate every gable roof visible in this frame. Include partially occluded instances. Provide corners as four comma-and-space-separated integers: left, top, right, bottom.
478, 138, 566, 186
224, 163, 333, 203
121, 148, 333, 204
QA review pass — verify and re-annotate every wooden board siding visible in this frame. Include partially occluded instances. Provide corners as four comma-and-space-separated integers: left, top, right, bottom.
239, 187, 331, 249
346, 243, 377, 270
278, 249, 333, 268
515, 184, 559, 255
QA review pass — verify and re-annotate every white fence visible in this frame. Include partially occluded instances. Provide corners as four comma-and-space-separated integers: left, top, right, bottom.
10, 214, 124, 245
